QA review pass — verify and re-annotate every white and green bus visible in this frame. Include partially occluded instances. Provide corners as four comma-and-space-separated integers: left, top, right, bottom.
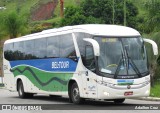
3, 24, 158, 104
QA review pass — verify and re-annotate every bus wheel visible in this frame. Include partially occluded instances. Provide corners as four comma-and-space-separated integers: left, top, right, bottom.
114, 98, 125, 104
70, 82, 84, 104
18, 81, 33, 98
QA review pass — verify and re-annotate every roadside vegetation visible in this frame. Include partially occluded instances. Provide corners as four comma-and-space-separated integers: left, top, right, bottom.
150, 81, 160, 97
0, 0, 160, 96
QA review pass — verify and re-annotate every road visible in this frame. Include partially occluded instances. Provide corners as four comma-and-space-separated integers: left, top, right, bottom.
0, 88, 160, 113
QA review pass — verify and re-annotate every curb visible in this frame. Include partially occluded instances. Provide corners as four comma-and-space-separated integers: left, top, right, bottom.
132, 97, 160, 101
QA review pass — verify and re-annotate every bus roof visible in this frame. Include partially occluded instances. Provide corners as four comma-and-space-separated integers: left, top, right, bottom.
73, 24, 140, 36
4, 24, 141, 44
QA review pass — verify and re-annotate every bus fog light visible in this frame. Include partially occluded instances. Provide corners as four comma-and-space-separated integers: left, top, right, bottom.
104, 92, 110, 96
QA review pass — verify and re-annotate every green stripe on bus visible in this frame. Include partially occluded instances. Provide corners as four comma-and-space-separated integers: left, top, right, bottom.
11, 66, 73, 91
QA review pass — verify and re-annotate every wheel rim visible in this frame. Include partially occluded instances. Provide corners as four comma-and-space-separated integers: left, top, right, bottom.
72, 87, 79, 101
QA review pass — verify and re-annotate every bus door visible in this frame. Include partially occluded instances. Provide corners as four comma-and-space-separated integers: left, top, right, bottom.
83, 45, 97, 98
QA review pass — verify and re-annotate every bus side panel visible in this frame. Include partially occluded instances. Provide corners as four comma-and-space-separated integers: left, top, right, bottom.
9, 58, 76, 94
3, 59, 16, 91
19, 74, 68, 96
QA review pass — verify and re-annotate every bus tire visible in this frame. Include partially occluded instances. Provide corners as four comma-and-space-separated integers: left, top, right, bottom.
70, 82, 84, 104
18, 81, 33, 98
114, 98, 125, 104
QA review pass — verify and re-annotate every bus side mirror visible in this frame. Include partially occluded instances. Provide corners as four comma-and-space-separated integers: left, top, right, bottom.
83, 38, 100, 56
144, 38, 158, 55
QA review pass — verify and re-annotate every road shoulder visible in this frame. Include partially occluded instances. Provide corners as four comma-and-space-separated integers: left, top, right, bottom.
132, 97, 160, 101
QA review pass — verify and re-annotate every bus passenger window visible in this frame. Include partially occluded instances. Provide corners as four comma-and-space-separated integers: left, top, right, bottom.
34, 38, 47, 59
4, 43, 14, 61
47, 36, 60, 58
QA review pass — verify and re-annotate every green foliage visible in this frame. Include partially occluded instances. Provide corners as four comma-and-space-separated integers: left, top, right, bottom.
152, 32, 160, 68
81, 0, 138, 27
30, 23, 53, 33
150, 81, 160, 97
30, 24, 45, 33
0, 13, 6, 39
60, 6, 104, 26
144, 32, 160, 81
1, 11, 28, 38
60, 6, 84, 26
81, 0, 113, 24
157, 56, 160, 66
143, 0, 160, 32
85, 16, 105, 24
60, 0, 138, 27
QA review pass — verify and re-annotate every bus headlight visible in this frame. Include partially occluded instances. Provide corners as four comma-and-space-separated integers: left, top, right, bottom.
145, 76, 150, 82
97, 80, 115, 88
145, 90, 150, 95
104, 92, 110, 96
101, 81, 115, 88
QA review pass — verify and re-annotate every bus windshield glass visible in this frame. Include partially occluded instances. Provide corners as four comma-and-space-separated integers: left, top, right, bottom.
94, 36, 148, 78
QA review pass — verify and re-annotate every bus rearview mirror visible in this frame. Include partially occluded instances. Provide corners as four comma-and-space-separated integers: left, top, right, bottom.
83, 38, 100, 56
143, 38, 158, 55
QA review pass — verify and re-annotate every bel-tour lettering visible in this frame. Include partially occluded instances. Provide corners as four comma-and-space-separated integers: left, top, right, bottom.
52, 61, 69, 69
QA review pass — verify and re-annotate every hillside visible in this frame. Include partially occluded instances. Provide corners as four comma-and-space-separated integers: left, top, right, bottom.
0, 0, 80, 24
0, 0, 80, 76
0, 0, 147, 29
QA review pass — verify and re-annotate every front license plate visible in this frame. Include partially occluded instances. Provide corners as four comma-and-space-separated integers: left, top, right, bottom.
124, 91, 133, 96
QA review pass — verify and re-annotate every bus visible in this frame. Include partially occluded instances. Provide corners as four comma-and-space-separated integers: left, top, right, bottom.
3, 24, 158, 104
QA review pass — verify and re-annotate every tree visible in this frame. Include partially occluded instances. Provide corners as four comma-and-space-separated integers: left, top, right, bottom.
142, 0, 160, 86
2, 11, 28, 39
60, 0, 64, 17
60, 0, 138, 28
60, 6, 104, 26
81, 0, 138, 28
144, 0, 160, 32
81, 0, 113, 24
157, 56, 160, 66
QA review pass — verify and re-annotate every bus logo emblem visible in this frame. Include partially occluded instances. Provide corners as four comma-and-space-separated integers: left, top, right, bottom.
127, 85, 131, 89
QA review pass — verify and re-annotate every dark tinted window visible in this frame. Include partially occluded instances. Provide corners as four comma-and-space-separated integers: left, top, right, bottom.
34, 38, 47, 58
47, 36, 59, 58
24, 40, 36, 59
60, 34, 76, 58
4, 43, 14, 61
13, 41, 24, 60
4, 34, 77, 61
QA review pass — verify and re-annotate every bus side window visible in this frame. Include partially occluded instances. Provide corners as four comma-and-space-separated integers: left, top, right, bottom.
4, 43, 14, 61
34, 38, 47, 59
24, 40, 35, 59
47, 36, 60, 58
60, 34, 77, 60
85, 45, 96, 72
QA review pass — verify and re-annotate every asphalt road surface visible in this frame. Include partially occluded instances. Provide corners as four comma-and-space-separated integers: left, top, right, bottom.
0, 88, 160, 113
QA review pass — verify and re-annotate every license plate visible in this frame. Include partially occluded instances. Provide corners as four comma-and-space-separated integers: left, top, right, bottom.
124, 91, 133, 96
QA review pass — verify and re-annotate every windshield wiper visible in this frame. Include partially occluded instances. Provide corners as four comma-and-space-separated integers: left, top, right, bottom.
114, 51, 125, 79
124, 46, 142, 78
128, 58, 142, 78
114, 42, 142, 79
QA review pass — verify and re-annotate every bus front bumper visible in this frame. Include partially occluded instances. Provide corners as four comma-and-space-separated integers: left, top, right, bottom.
97, 82, 150, 99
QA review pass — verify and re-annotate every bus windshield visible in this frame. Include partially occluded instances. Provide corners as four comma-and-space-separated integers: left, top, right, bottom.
94, 36, 148, 78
